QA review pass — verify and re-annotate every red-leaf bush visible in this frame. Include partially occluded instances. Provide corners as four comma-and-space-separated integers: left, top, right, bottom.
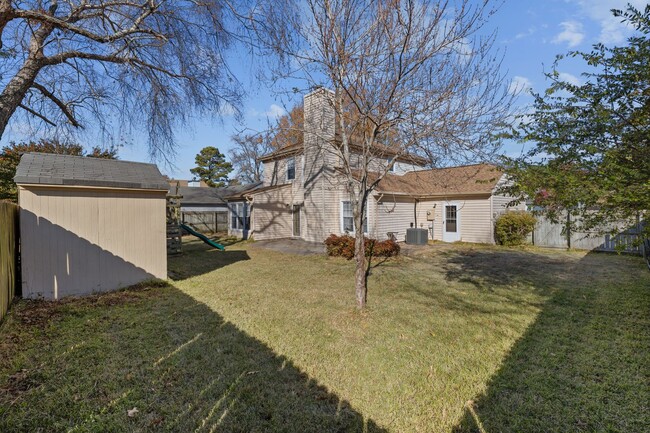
324, 234, 400, 259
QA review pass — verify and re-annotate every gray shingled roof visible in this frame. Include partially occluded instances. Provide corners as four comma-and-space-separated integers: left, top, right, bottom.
171, 182, 262, 206
14, 152, 169, 190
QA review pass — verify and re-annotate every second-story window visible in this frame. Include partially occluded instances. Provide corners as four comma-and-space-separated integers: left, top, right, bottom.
287, 156, 296, 181
387, 158, 395, 172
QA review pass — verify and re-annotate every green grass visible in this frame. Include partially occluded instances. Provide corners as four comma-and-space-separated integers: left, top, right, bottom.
1, 239, 648, 432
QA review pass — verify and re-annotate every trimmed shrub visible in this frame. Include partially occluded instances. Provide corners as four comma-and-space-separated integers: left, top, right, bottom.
324, 234, 356, 259
324, 234, 400, 259
369, 238, 400, 258
495, 211, 537, 246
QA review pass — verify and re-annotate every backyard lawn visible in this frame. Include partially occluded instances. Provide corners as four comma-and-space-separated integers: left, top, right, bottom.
1, 238, 648, 432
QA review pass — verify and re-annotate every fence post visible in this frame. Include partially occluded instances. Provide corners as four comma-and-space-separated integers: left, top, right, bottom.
566, 212, 571, 249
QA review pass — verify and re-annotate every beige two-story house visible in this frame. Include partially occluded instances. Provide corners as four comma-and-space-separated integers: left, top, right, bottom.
227, 88, 523, 244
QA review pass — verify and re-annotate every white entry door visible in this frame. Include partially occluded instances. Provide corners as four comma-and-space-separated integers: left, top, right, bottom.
442, 203, 461, 242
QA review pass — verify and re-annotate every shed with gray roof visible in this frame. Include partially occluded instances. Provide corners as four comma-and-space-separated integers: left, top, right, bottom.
15, 152, 168, 299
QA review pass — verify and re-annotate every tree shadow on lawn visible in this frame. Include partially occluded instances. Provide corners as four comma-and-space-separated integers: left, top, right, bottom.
450, 251, 650, 432
0, 283, 387, 433
440, 246, 571, 292
168, 239, 251, 280
390, 247, 571, 316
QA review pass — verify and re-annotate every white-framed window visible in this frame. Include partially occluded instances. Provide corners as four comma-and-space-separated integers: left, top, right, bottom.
387, 158, 395, 172
287, 156, 296, 181
341, 201, 368, 234
230, 202, 249, 230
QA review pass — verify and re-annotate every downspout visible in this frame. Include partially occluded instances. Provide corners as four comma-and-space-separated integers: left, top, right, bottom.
321, 175, 326, 240
414, 199, 419, 228
376, 193, 383, 239
489, 193, 494, 244
244, 194, 254, 239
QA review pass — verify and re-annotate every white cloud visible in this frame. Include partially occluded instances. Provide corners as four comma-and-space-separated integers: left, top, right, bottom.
558, 72, 581, 86
574, 0, 646, 45
267, 104, 287, 119
553, 20, 585, 47
218, 103, 236, 116
508, 76, 533, 95
249, 104, 287, 120
515, 27, 536, 40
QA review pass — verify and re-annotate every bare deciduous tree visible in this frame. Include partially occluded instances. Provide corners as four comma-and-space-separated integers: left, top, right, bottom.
252, 0, 515, 308
229, 131, 274, 183
229, 104, 303, 183
0, 0, 243, 160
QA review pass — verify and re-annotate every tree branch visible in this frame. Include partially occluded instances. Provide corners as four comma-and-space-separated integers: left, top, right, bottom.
31, 82, 81, 128
42, 50, 187, 80
18, 103, 56, 126
13, 3, 166, 45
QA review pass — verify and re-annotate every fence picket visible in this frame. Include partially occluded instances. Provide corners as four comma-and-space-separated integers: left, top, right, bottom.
0, 201, 19, 322
531, 212, 645, 255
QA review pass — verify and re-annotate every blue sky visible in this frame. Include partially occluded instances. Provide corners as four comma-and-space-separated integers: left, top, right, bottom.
1, 0, 645, 178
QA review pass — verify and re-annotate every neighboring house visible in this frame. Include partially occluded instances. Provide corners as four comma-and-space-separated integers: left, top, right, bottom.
168, 179, 209, 188
226, 88, 523, 243
15, 153, 168, 299
176, 183, 260, 234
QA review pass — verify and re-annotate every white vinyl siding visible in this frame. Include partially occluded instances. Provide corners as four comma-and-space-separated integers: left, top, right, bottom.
250, 186, 293, 240
375, 196, 416, 241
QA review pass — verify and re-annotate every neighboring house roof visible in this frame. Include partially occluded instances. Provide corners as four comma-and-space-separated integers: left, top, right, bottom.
14, 152, 169, 191
175, 183, 262, 205
224, 182, 270, 201
370, 163, 503, 197
168, 179, 209, 188
174, 187, 228, 206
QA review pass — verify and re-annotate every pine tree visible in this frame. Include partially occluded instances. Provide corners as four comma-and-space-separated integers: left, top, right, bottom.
190, 147, 233, 188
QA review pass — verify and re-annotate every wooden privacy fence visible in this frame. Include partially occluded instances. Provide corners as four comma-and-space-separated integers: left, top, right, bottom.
182, 211, 229, 233
530, 213, 646, 255
0, 201, 19, 322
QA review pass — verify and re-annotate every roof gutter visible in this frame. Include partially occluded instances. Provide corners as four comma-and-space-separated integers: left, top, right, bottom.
372, 190, 493, 200
16, 183, 169, 193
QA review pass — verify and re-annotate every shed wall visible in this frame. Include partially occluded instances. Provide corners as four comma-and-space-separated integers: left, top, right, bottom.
19, 186, 167, 299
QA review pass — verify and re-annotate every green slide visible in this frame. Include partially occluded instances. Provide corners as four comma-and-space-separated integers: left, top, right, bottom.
180, 224, 225, 251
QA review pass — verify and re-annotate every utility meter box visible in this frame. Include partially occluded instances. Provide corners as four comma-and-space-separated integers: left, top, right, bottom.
426, 208, 436, 221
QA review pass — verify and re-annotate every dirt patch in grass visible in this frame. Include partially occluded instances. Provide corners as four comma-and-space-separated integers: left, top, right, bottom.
0, 281, 170, 405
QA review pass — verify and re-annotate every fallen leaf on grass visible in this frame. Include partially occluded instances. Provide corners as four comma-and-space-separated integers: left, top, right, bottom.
127, 407, 139, 417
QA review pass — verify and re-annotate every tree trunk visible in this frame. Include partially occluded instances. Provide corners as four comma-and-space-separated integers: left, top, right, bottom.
0, 19, 52, 139
354, 228, 367, 309
0, 58, 43, 138
0, 2, 13, 41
